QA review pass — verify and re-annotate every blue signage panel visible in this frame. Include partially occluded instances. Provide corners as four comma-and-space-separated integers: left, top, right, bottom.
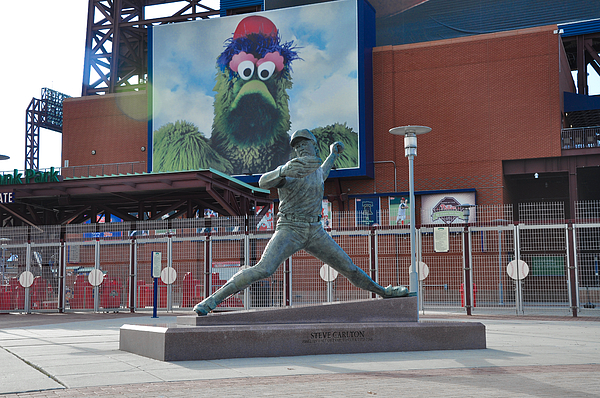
355, 196, 380, 226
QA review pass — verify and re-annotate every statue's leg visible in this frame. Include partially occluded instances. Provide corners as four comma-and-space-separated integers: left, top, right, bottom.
305, 227, 408, 298
194, 222, 304, 315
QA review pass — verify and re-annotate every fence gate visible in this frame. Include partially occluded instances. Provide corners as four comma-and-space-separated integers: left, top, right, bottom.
133, 237, 169, 311
417, 226, 465, 311
375, 229, 410, 289
574, 223, 600, 314
516, 224, 571, 312
470, 225, 516, 312
172, 235, 206, 310
0, 241, 28, 313
211, 233, 246, 310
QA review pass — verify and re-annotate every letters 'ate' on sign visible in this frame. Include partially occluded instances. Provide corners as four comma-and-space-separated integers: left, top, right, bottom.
0, 192, 14, 203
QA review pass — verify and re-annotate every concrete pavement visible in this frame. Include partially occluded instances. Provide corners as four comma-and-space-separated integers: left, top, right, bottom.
0, 311, 599, 397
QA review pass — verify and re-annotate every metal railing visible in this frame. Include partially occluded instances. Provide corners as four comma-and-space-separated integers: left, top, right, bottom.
1, 161, 147, 179
60, 161, 147, 179
561, 126, 600, 149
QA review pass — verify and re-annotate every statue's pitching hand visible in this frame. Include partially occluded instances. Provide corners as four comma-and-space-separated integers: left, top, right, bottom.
281, 156, 322, 178
382, 285, 409, 298
330, 141, 344, 155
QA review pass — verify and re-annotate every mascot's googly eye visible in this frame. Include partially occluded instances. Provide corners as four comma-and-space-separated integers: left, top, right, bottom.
257, 61, 276, 81
238, 60, 255, 80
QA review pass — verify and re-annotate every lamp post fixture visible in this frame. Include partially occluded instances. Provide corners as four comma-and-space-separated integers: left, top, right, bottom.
0, 154, 10, 161
459, 204, 475, 316
389, 125, 431, 296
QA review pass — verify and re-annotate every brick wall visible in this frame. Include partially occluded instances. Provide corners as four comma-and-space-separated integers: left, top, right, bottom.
339, 25, 563, 208
62, 91, 148, 168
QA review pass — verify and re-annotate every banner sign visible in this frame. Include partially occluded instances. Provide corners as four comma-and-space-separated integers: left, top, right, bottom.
356, 196, 380, 226
321, 199, 332, 229
421, 192, 476, 225
389, 196, 410, 225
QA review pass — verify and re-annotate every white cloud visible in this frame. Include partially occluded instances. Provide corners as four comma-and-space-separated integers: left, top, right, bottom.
153, 84, 215, 137
289, 40, 359, 133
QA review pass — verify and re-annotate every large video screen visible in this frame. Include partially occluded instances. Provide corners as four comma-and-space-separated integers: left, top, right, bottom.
149, 0, 374, 181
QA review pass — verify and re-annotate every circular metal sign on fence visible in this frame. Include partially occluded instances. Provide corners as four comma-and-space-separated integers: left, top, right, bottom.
19, 271, 34, 288
418, 261, 430, 281
88, 269, 105, 287
506, 260, 529, 280
319, 264, 339, 282
161, 267, 177, 285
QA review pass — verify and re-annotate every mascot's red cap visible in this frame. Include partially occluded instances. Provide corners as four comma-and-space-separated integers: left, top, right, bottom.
233, 16, 278, 39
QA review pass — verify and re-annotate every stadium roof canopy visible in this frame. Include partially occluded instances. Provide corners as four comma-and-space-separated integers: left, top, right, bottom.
377, 0, 600, 47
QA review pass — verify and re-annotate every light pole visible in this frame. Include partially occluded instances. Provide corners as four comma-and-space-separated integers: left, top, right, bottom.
389, 125, 431, 296
459, 204, 475, 316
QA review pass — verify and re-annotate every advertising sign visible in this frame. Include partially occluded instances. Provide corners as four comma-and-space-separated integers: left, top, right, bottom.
149, 0, 374, 181
421, 192, 476, 225
356, 196, 380, 226
389, 196, 409, 225
321, 199, 332, 229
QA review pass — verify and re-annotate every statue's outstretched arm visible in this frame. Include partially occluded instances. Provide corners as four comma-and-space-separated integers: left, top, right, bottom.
259, 165, 286, 189
259, 156, 322, 189
321, 141, 344, 180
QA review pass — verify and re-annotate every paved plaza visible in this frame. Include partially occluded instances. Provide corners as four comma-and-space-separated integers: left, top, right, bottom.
0, 310, 599, 397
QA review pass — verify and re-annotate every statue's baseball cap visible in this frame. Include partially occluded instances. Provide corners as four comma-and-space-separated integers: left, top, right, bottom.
290, 129, 317, 147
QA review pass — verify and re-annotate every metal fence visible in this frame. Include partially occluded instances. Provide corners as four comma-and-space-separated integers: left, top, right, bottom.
1, 202, 600, 316
561, 126, 600, 149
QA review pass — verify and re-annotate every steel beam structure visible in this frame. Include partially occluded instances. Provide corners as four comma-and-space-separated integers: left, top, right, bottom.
562, 32, 600, 95
0, 169, 272, 226
25, 88, 70, 170
82, 0, 219, 96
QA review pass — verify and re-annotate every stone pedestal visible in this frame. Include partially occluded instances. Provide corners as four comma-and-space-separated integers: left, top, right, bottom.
120, 297, 486, 361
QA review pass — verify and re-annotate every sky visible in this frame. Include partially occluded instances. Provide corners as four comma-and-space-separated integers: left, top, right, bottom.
0, 0, 88, 172
0, 0, 598, 173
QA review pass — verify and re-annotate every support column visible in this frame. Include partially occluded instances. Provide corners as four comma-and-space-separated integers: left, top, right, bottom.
568, 158, 578, 220
567, 223, 578, 317
204, 234, 211, 299
577, 35, 587, 95
58, 240, 65, 313
284, 258, 291, 306
369, 226, 377, 299
462, 225, 473, 316
129, 238, 137, 312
